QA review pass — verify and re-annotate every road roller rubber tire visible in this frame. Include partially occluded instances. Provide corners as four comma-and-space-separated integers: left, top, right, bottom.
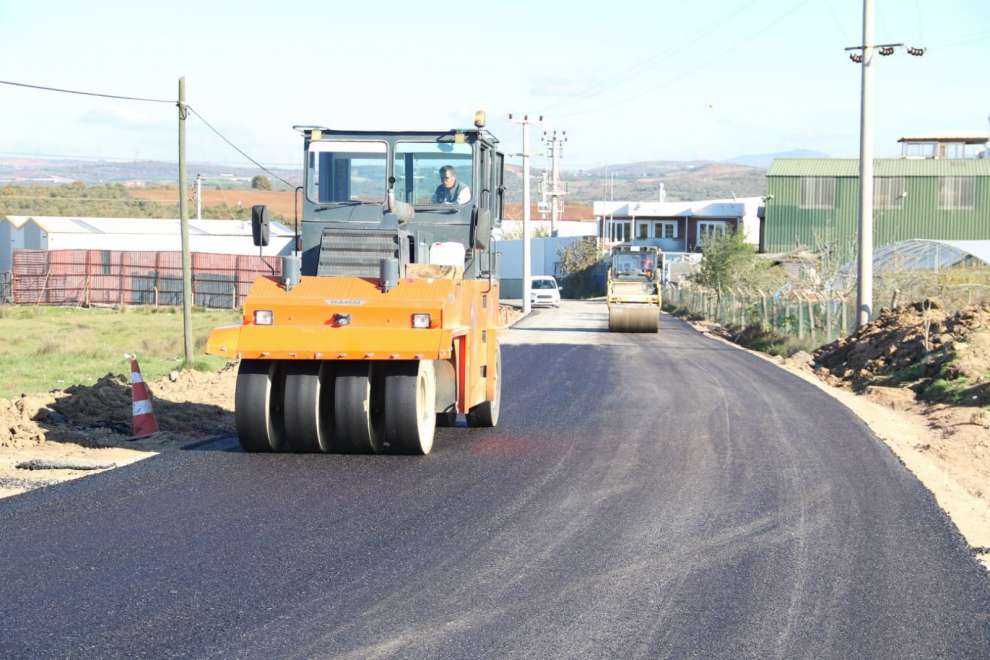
466, 347, 501, 428
235, 359, 288, 453
382, 361, 437, 455
283, 361, 334, 453
436, 408, 458, 428
333, 362, 384, 454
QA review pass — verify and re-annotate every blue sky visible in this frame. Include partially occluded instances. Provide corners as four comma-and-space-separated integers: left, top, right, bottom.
0, 0, 987, 170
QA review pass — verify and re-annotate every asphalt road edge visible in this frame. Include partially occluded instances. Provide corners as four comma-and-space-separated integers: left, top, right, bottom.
678, 315, 990, 572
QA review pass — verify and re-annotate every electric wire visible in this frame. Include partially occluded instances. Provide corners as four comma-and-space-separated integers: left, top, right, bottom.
0, 79, 173, 104
185, 106, 294, 189
541, 0, 761, 112
0, 77, 295, 190
556, 0, 812, 120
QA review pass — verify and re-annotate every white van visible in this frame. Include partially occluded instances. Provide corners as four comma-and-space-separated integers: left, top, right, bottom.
530, 276, 561, 308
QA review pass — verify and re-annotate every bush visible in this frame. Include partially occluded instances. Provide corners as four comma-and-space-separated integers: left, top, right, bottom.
251, 175, 272, 191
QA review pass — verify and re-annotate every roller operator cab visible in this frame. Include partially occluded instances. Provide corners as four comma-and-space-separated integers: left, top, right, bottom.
206, 116, 506, 455
607, 245, 662, 333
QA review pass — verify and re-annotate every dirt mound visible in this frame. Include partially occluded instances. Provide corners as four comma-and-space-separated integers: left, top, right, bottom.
814, 301, 990, 403
0, 365, 237, 449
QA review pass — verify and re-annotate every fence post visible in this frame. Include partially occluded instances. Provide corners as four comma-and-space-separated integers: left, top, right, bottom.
795, 294, 804, 339
808, 295, 816, 344
825, 295, 834, 342
760, 291, 768, 331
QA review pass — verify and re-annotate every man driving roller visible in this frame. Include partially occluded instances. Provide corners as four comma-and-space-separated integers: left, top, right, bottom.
433, 165, 471, 204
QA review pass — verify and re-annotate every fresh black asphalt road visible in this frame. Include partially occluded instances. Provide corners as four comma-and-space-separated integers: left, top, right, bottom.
1, 301, 988, 658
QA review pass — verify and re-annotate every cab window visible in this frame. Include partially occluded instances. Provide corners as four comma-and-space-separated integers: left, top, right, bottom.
394, 142, 473, 206
307, 141, 387, 204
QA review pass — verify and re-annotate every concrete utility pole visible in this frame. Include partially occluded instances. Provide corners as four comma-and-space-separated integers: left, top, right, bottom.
509, 113, 541, 315
542, 129, 567, 236
177, 77, 193, 364
847, 0, 924, 328
855, 0, 875, 329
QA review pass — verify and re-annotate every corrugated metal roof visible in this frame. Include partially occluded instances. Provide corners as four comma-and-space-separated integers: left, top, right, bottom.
767, 158, 990, 177
3, 216, 293, 236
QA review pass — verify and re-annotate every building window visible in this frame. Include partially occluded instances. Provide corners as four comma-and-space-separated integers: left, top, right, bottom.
697, 221, 727, 242
874, 177, 905, 209
938, 177, 975, 210
610, 221, 631, 242
799, 177, 835, 209
637, 222, 649, 239
653, 221, 678, 239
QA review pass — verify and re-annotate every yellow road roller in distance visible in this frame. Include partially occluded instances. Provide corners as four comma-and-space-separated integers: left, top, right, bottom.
607, 245, 662, 333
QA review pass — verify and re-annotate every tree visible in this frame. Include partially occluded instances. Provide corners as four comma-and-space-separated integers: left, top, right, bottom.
251, 175, 272, 191
692, 230, 777, 299
557, 238, 600, 276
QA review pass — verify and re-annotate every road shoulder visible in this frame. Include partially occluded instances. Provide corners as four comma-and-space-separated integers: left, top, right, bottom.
679, 315, 990, 570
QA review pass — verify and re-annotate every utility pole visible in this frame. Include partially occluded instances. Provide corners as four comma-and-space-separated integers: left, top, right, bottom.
177, 77, 193, 364
846, 0, 924, 328
509, 113, 541, 315
538, 170, 549, 219
195, 173, 202, 221
854, 0, 875, 329
542, 129, 567, 236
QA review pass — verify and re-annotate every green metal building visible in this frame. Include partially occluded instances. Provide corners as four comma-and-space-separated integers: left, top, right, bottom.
763, 157, 990, 258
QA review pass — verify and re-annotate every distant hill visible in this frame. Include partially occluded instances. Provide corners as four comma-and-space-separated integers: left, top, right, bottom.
561, 160, 767, 204
2, 155, 768, 212
725, 149, 830, 169
0, 156, 300, 189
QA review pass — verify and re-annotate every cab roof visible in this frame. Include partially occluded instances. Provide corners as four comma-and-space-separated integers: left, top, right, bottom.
292, 126, 499, 144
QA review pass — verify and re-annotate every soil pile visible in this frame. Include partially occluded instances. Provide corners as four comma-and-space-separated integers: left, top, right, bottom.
0, 364, 236, 449
814, 301, 990, 403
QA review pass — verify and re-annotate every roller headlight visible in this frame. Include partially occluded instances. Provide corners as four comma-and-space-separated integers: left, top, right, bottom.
412, 313, 432, 329
254, 310, 273, 325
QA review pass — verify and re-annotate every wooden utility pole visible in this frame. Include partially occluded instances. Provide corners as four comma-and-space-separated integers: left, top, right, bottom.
178, 77, 193, 364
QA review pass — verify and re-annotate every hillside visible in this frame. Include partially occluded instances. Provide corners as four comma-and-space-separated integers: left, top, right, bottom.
2, 155, 768, 218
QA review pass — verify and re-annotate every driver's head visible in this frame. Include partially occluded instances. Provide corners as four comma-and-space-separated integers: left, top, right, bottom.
439, 165, 457, 189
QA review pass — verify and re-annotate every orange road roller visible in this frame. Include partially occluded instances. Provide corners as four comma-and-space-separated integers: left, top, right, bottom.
206, 115, 505, 454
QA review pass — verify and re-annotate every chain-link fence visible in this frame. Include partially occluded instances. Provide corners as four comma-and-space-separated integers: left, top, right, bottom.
664, 284, 855, 344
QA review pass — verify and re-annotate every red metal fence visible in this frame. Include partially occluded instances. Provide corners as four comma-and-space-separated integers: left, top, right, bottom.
10, 249, 283, 309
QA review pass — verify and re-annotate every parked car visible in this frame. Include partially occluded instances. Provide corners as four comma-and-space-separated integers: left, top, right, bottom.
530, 276, 561, 308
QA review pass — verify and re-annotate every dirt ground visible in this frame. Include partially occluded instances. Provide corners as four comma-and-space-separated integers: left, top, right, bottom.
0, 365, 236, 499
693, 311, 990, 570
0, 306, 523, 499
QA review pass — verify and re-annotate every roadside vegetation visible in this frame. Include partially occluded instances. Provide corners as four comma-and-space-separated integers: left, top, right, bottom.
556, 238, 606, 298
666, 230, 990, 408
0, 305, 239, 398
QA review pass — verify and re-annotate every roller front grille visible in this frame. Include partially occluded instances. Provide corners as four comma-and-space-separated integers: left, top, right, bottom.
317, 229, 400, 278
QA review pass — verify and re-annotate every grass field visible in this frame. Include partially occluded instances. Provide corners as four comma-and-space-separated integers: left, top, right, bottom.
0, 305, 240, 399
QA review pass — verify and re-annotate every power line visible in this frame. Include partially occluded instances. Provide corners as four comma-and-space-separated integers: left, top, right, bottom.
0, 79, 173, 104
540, 0, 761, 112
556, 0, 812, 120
186, 106, 294, 189
1, 77, 296, 189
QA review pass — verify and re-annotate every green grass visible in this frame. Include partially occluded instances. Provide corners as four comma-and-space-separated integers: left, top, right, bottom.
0, 305, 240, 398
920, 377, 971, 403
